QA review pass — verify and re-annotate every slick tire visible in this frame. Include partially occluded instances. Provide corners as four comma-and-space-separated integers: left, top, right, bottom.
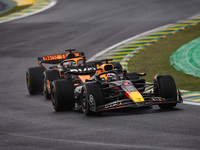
51, 79, 75, 111
81, 83, 104, 116
44, 70, 60, 99
156, 75, 177, 109
26, 66, 44, 95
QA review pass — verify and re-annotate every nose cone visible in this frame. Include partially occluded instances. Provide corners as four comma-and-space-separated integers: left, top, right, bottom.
125, 91, 144, 102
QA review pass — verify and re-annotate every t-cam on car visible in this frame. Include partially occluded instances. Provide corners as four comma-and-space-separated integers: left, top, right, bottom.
51, 62, 183, 115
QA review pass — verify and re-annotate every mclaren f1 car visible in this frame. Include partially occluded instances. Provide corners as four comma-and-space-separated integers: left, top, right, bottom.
26, 49, 88, 98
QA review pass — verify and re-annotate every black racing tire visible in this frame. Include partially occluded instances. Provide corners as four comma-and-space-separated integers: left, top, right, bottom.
81, 83, 104, 116
156, 75, 177, 109
26, 66, 44, 95
51, 79, 75, 111
43, 70, 60, 99
158, 102, 177, 109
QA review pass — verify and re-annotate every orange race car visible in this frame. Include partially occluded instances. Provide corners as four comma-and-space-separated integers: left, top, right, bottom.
26, 49, 93, 99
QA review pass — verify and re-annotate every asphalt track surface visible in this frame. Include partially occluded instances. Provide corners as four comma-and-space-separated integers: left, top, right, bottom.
0, 2, 6, 12
1, 0, 200, 149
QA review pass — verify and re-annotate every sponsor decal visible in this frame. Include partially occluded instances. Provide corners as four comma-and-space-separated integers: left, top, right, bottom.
124, 82, 129, 85
70, 67, 96, 72
151, 97, 162, 101
43, 54, 67, 61
105, 100, 122, 109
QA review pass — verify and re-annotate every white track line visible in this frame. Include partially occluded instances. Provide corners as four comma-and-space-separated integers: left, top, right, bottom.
183, 101, 200, 106
0, 0, 57, 24
2, 132, 166, 149
87, 24, 173, 62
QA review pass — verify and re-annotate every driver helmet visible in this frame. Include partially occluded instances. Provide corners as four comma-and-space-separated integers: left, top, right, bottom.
63, 61, 76, 67
71, 61, 76, 66
107, 73, 118, 82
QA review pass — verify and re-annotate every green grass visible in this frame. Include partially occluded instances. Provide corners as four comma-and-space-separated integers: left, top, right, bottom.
128, 24, 200, 91
0, 5, 31, 18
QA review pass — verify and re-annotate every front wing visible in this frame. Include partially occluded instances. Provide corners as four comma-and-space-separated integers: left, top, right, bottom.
95, 96, 183, 112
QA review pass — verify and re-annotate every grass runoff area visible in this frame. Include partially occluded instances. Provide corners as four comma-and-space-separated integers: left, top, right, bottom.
128, 24, 200, 91
0, 5, 31, 18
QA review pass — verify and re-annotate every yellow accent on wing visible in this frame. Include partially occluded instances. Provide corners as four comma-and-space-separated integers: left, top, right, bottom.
128, 91, 144, 102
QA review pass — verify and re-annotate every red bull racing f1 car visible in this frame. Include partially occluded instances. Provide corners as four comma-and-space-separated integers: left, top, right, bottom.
50, 60, 183, 115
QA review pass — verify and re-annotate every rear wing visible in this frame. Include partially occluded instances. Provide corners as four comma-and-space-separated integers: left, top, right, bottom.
38, 52, 85, 64
38, 53, 68, 64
